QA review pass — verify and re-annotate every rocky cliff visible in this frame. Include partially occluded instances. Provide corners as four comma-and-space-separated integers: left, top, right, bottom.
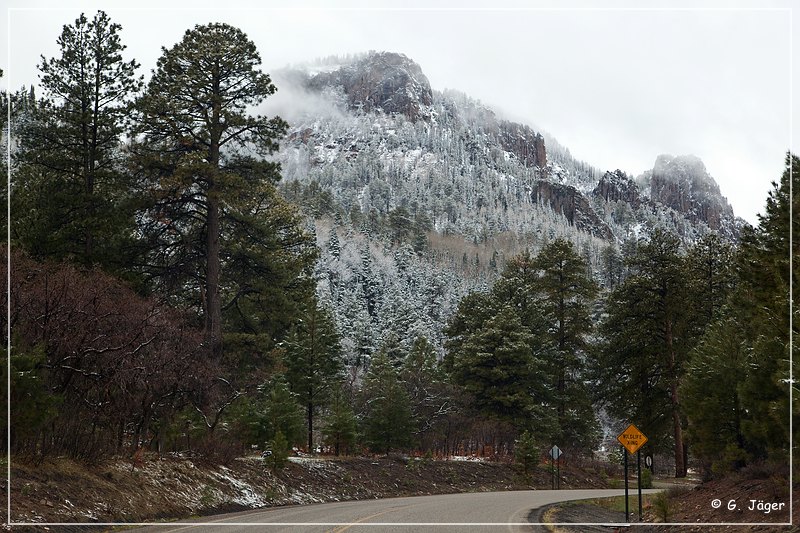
639, 154, 736, 233
306, 52, 433, 122
498, 121, 547, 169
532, 180, 613, 240
592, 170, 641, 208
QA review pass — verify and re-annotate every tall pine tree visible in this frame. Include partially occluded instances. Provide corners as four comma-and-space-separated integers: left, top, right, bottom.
132, 23, 297, 361
14, 11, 142, 270
594, 229, 691, 477
533, 239, 600, 452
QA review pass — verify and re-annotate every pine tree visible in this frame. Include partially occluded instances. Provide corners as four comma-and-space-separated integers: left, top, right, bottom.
401, 336, 452, 442
323, 384, 357, 456
684, 233, 735, 334
680, 315, 748, 478
515, 430, 538, 481
264, 377, 306, 447
13, 11, 142, 270
285, 301, 344, 452
450, 307, 539, 426
328, 227, 341, 259
533, 239, 600, 451
594, 229, 691, 477
734, 154, 797, 461
359, 351, 413, 453
132, 22, 291, 361
682, 155, 798, 476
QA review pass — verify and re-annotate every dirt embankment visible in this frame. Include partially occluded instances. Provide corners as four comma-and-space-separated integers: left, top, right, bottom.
538, 470, 796, 533
9, 453, 616, 525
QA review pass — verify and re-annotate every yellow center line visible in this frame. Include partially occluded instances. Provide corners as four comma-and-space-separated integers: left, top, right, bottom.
327, 504, 413, 533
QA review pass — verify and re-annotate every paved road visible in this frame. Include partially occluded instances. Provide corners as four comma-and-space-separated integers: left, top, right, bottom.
136, 489, 661, 532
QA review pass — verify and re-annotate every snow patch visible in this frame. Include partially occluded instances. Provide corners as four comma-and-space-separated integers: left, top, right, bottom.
216, 466, 267, 508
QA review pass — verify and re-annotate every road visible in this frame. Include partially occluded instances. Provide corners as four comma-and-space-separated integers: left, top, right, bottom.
136, 489, 661, 532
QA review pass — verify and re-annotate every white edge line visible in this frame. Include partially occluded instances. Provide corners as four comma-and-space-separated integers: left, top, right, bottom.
3, 6, 795, 12
6, 522, 796, 527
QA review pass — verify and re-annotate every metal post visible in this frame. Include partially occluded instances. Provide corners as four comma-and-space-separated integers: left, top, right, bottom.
557, 457, 560, 490
623, 446, 629, 523
637, 449, 642, 521
551, 456, 555, 490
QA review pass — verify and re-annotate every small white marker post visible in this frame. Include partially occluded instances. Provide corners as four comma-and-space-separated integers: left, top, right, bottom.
549, 445, 562, 490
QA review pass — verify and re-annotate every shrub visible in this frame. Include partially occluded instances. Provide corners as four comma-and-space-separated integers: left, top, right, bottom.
640, 468, 653, 489
652, 491, 670, 522
264, 431, 290, 472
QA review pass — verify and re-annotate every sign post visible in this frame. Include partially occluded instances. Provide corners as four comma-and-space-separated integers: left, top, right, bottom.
617, 423, 648, 523
549, 445, 562, 490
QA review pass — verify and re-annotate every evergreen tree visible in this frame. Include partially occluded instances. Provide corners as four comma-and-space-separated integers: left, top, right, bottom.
13, 11, 142, 270
593, 229, 691, 476
442, 291, 496, 374
682, 155, 798, 476
514, 430, 538, 481
328, 227, 341, 259
734, 154, 797, 461
132, 22, 293, 361
323, 384, 357, 456
285, 301, 344, 452
685, 233, 735, 333
401, 336, 452, 443
450, 307, 540, 426
264, 377, 306, 447
600, 244, 623, 289
680, 315, 748, 478
533, 239, 600, 451
359, 351, 413, 453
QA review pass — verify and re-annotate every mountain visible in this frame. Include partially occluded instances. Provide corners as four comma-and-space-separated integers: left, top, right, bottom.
265, 51, 743, 366
272, 52, 740, 242
638, 154, 737, 233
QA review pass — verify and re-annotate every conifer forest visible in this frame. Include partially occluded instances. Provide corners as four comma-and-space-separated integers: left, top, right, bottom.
1, 11, 796, 503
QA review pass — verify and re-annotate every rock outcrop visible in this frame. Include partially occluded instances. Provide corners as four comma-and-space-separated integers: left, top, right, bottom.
498, 121, 547, 169
640, 155, 735, 232
532, 180, 613, 239
307, 52, 433, 122
592, 170, 641, 208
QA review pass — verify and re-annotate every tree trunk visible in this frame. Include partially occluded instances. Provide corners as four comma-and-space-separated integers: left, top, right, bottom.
666, 318, 686, 478
307, 402, 313, 453
204, 65, 223, 361
671, 383, 686, 477
205, 194, 222, 361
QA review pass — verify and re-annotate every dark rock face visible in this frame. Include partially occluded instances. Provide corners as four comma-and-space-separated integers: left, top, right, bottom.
644, 155, 734, 231
498, 121, 547, 169
307, 52, 433, 121
592, 170, 641, 207
531, 180, 613, 239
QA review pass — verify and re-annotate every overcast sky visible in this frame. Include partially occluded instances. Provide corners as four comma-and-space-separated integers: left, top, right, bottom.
3, 0, 796, 225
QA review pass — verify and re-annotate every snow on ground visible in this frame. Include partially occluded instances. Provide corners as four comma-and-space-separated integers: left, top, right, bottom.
216, 466, 267, 507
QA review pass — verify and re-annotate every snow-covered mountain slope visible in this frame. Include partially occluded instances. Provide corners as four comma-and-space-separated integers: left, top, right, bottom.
270, 51, 742, 247
261, 51, 744, 366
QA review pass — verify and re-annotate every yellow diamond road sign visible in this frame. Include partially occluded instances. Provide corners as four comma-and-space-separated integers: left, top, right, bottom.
617, 423, 648, 454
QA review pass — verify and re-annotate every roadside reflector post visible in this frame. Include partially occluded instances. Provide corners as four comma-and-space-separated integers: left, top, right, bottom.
637, 449, 642, 521
623, 445, 629, 522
